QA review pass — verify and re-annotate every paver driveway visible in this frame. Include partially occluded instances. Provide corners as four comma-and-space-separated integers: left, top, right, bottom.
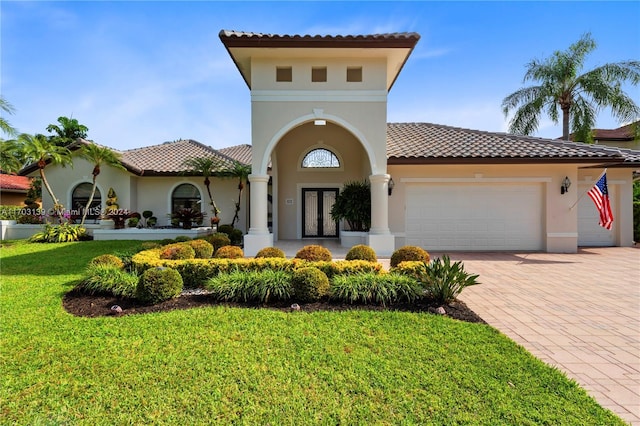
452, 248, 640, 425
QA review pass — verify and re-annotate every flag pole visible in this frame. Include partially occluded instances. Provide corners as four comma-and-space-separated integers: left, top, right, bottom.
569, 169, 607, 210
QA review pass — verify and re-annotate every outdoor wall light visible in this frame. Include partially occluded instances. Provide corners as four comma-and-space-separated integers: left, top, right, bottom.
314, 119, 326, 126
388, 177, 395, 196
561, 176, 571, 194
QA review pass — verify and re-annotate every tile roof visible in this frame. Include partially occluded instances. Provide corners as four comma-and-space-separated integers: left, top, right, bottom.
219, 30, 420, 48
593, 121, 638, 141
386, 123, 629, 164
218, 144, 252, 165
0, 174, 32, 192
121, 139, 237, 175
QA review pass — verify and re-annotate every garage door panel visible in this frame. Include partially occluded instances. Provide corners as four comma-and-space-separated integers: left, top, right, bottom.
578, 184, 615, 246
406, 183, 543, 251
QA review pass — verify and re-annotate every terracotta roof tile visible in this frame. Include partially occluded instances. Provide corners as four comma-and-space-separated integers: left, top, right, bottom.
387, 123, 627, 164
218, 144, 252, 165
0, 174, 32, 191
121, 139, 236, 175
219, 30, 420, 48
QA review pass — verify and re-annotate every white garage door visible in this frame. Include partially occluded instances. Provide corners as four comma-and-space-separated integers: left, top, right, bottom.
578, 184, 615, 246
405, 183, 544, 251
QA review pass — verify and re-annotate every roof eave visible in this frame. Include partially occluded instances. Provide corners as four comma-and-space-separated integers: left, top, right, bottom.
387, 156, 624, 165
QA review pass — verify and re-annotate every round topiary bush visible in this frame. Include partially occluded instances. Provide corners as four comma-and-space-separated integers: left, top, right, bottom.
217, 224, 234, 235
159, 243, 196, 260
205, 233, 231, 252
188, 239, 214, 259
214, 245, 244, 259
88, 254, 124, 269
255, 247, 286, 259
174, 235, 192, 242
345, 244, 377, 262
294, 245, 332, 262
137, 267, 183, 304
390, 245, 430, 268
141, 241, 162, 250
160, 238, 175, 246
292, 267, 330, 302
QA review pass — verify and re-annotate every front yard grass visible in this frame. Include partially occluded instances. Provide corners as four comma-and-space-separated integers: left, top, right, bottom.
0, 240, 625, 425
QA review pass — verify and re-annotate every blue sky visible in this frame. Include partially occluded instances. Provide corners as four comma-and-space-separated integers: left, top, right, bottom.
2, 1, 639, 151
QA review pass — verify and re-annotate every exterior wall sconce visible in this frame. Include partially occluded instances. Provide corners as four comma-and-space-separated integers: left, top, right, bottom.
314, 119, 326, 126
388, 177, 395, 196
561, 176, 571, 194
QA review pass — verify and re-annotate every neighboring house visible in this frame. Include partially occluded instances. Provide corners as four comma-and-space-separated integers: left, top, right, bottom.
24, 30, 640, 254
570, 121, 640, 150
0, 173, 32, 206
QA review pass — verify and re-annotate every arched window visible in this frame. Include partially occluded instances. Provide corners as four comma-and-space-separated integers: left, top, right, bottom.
301, 148, 340, 168
172, 183, 201, 213
71, 183, 101, 221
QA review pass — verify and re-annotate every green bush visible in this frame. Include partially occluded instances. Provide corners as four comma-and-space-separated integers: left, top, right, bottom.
174, 235, 193, 242
390, 246, 430, 268
17, 214, 44, 224
78, 264, 138, 298
141, 242, 162, 250
29, 223, 87, 243
188, 239, 214, 259
206, 270, 292, 303
127, 217, 139, 228
408, 255, 480, 304
160, 238, 176, 246
137, 267, 183, 304
345, 244, 377, 262
0, 205, 22, 220
255, 247, 286, 258
214, 245, 244, 259
291, 267, 329, 302
299, 260, 383, 278
159, 243, 196, 260
205, 233, 231, 252
330, 272, 423, 306
294, 245, 332, 262
217, 225, 244, 245
89, 254, 124, 269
633, 201, 640, 243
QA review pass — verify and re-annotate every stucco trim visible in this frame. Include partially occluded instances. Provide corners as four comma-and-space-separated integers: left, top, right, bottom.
400, 177, 553, 183
251, 90, 387, 102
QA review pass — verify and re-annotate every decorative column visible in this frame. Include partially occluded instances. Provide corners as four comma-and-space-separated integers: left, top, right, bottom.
244, 174, 273, 256
367, 174, 395, 256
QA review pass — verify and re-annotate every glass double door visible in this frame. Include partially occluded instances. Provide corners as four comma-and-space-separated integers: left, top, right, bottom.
302, 188, 338, 238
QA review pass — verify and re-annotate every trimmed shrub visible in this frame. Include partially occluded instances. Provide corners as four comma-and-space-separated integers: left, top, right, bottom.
78, 264, 138, 298
291, 267, 330, 302
89, 254, 124, 269
217, 224, 234, 235
160, 238, 175, 246
214, 245, 244, 259
205, 233, 231, 252
0, 205, 22, 220
345, 244, 377, 262
294, 245, 332, 262
127, 217, 139, 228
159, 243, 196, 260
255, 247, 286, 259
174, 235, 192, 242
297, 260, 383, 278
390, 245, 430, 268
330, 272, 423, 306
206, 270, 292, 303
188, 239, 214, 259
137, 267, 183, 304
141, 242, 162, 250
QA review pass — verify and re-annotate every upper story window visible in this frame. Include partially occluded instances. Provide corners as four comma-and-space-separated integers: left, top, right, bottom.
302, 148, 340, 168
276, 66, 292, 82
346, 66, 362, 82
312, 66, 327, 82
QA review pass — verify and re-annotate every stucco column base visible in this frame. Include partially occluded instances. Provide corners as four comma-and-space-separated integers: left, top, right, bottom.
244, 232, 274, 257
367, 233, 395, 257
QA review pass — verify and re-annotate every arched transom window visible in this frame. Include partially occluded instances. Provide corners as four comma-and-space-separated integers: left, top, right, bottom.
172, 183, 201, 213
71, 183, 101, 220
301, 148, 340, 168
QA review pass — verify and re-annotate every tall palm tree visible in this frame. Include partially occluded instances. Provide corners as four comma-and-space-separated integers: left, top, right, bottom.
0, 96, 18, 137
0, 139, 23, 173
220, 161, 251, 228
46, 116, 88, 147
181, 156, 226, 220
502, 33, 640, 142
18, 133, 73, 221
77, 142, 126, 225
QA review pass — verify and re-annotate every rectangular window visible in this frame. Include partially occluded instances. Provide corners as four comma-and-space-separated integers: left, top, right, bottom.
346, 66, 362, 82
276, 66, 292, 82
311, 66, 327, 82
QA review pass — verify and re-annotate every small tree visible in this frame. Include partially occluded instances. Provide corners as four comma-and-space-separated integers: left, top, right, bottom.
218, 161, 251, 228
330, 180, 371, 232
181, 156, 227, 223
46, 116, 88, 147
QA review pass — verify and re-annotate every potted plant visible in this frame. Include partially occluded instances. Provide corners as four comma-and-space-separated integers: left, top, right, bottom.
172, 208, 204, 230
330, 180, 371, 247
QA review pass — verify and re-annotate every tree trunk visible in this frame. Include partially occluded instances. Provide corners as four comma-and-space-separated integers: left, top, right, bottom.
39, 168, 63, 222
561, 105, 571, 140
231, 180, 243, 227
80, 177, 98, 226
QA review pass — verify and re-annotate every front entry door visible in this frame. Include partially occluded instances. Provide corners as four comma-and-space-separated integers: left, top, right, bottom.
302, 188, 338, 238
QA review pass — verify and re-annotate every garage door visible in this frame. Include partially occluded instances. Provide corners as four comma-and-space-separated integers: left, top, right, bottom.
578, 184, 615, 246
405, 183, 544, 251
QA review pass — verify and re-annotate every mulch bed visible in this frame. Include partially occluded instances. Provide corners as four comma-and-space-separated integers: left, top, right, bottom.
63, 289, 486, 324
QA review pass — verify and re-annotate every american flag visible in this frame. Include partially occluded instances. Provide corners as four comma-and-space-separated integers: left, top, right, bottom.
587, 172, 614, 230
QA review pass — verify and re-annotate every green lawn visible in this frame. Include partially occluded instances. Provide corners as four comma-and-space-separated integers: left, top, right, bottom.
0, 240, 625, 425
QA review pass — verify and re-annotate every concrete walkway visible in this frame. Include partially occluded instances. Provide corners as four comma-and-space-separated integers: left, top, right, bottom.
275, 241, 639, 423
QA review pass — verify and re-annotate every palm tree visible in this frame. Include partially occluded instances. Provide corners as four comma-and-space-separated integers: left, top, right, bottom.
502, 33, 640, 142
220, 161, 251, 228
181, 156, 226, 221
77, 142, 126, 225
0, 96, 18, 137
46, 116, 88, 147
18, 133, 73, 221
0, 139, 23, 173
